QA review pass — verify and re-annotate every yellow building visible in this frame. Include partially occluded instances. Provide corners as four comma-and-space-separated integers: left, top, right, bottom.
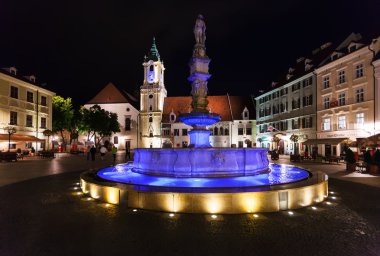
0, 67, 55, 152
315, 33, 380, 156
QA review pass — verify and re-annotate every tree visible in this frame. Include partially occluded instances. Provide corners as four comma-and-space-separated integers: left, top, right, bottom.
43, 129, 53, 150
78, 105, 120, 147
52, 96, 74, 150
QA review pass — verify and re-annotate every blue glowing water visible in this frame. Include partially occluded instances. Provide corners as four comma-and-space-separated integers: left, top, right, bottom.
97, 163, 310, 191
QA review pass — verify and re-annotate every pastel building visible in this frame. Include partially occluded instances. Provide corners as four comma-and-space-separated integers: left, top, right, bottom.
0, 67, 55, 151
314, 33, 380, 156
83, 82, 139, 150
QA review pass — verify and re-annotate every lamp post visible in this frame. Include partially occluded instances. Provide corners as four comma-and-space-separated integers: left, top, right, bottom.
3, 126, 16, 152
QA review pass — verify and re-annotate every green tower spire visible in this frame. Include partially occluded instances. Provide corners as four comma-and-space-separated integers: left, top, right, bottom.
148, 37, 160, 61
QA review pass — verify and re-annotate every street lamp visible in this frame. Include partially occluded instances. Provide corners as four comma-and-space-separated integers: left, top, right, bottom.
3, 126, 16, 152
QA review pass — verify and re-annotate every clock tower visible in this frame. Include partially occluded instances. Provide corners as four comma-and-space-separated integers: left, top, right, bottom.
139, 38, 167, 148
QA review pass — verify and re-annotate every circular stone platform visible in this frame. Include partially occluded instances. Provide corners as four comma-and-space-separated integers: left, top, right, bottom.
80, 164, 328, 214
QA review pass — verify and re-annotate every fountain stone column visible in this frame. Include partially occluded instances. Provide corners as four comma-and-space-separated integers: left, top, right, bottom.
179, 14, 221, 148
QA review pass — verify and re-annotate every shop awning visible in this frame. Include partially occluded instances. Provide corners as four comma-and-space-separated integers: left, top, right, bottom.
303, 138, 349, 145
0, 134, 45, 142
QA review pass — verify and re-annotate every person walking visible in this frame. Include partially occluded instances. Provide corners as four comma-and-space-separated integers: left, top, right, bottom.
90, 145, 96, 161
111, 145, 117, 165
86, 145, 91, 160
100, 145, 107, 160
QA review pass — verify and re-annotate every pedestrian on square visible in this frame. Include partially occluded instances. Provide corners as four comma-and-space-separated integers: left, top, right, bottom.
111, 145, 117, 164
90, 145, 96, 161
100, 145, 107, 160
125, 148, 131, 160
86, 145, 91, 160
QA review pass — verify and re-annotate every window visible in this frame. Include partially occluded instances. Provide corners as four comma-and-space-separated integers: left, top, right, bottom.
323, 76, 330, 89
323, 118, 331, 131
125, 117, 131, 131
26, 115, 33, 127
149, 94, 153, 99
26, 142, 33, 148
40, 117, 46, 128
182, 129, 188, 136
356, 113, 364, 128
303, 95, 313, 107
238, 141, 244, 148
292, 119, 299, 129
173, 129, 179, 136
338, 92, 346, 106
356, 88, 364, 103
149, 116, 153, 123
323, 97, 330, 109
10, 86, 18, 99
114, 136, 118, 145
27, 91, 34, 103
219, 127, 224, 135
302, 117, 313, 128
243, 110, 249, 119
355, 63, 364, 78
41, 96, 47, 106
170, 114, 175, 122
238, 127, 244, 135
163, 129, 170, 136
149, 105, 153, 111
338, 116, 346, 129
214, 127, 218, 136
149, 132, 153, 137
338, 70, 346, 84
10, 111, 17, 125
246, 127, 252, 135
224, 128, 229, 135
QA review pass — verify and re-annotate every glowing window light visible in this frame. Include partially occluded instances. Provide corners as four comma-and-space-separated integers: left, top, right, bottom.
288, 211, 294, 215
169, 213, 175, 217
105, 204, 110, 207
211, 214, 217, 219
324, 195, 328, 198
132, 209, 137, 212
253, 214, 259, 218
331, 196, 336, 200
75, 182, 80, 185
311, 206, 317, 210
330, 191, 334, 194
73, 187, 79, 190
86, 198, 92, 201
76, 192, 82, 195
326, 201, 332, 205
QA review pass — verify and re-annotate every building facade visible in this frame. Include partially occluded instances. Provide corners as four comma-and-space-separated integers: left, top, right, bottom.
161, 95, 256, 148
255, 42, 334, 155
315, 33, 380, 156
83, 82, 139, 150
0, 67, 55, 152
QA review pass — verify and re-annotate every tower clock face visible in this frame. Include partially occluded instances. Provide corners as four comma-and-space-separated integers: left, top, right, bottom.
148, 71, 154, 83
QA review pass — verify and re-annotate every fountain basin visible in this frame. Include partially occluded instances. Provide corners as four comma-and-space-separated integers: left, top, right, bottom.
179, 112, 221, 127
80, 164, 328, 214
133, 147, 269, 177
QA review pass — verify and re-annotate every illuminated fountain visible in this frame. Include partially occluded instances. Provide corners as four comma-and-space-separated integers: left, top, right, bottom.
80, 15, 328, 214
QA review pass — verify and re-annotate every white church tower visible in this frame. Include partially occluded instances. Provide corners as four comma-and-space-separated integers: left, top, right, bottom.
139, 38, 167, 148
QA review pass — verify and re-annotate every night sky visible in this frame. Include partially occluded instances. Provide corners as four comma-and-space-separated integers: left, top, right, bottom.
0, 0, 378, 106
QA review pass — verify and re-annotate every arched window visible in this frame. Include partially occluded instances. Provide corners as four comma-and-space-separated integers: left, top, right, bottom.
213, 127, 218, 136
149, 105, 153, 111
149, 117, 153, 123
219, 127, 224, 136
224, 128, 229, 135
149, 65, 154, 71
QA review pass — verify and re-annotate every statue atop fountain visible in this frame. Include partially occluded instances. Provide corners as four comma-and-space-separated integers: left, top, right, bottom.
179, 14, 221, 148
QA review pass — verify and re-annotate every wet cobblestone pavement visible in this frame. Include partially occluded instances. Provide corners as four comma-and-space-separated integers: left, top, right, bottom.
0, 169, 379, 256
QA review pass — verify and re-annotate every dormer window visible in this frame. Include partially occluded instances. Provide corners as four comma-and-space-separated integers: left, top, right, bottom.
242, 107, 249, 120
286, 74, 293, 80
305, 64, 313, 71
10, 67, 17, 75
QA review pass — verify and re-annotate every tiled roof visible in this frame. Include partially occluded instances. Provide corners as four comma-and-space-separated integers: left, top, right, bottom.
86, 82, 138, 107
162, 95, 255, 122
